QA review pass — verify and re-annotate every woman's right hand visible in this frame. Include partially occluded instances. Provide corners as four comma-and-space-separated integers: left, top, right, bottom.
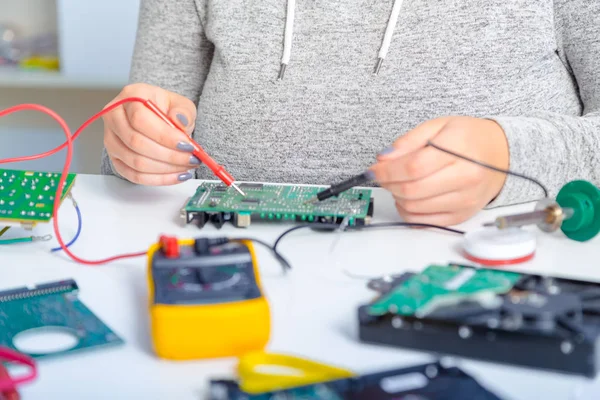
102, 83, 200, 185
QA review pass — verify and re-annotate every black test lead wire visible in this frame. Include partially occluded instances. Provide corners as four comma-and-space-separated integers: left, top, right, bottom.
425, 141, 549, 198
310, 141, 550, 202
272, 222, 466, 255
231, 141, 551, 270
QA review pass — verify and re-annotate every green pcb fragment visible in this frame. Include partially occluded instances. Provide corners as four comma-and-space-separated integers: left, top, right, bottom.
368, 265, 522, 317
0, 168, 76, 224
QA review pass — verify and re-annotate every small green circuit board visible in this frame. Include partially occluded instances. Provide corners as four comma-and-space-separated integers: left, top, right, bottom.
367, 265, 522, 317
0, 168, 76, 227
0, 279, 123, 359
183, 182, 373, 228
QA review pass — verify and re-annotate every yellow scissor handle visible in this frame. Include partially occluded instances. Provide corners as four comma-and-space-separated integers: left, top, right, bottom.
237, 351, 355, 394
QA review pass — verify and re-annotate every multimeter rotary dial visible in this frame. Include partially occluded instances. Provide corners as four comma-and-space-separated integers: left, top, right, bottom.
152, 240, 261, 305
169, 265, 244, 291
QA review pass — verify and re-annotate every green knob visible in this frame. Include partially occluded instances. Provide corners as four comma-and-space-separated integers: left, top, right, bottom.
556, 180, 600, 242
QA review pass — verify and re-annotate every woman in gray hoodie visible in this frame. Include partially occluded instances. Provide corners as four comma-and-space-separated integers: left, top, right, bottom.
101, 0, 599, 226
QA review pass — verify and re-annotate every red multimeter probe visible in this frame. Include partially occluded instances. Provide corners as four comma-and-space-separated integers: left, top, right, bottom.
143, 100, 246, 196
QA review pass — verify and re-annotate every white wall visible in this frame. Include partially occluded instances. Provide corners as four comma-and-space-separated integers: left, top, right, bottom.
0, 0, 58, 36
0, 87, 119, 173
0, 0, 139, 174
57, 0, 139, 81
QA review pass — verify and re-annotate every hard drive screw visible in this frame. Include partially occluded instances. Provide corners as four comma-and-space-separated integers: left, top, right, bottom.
413, 321, 423, 330
458, 326, 472, 339
425, 365, 438, 378
209, 384, 228, 400
487, 318, 499, 328
391, 316, 403, 328
561, 341, 573, 354
439, 357, 458, 368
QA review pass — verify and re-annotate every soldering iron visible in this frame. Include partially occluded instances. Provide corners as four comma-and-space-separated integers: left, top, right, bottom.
144, 100, 246, 197
484, 180, 600, 242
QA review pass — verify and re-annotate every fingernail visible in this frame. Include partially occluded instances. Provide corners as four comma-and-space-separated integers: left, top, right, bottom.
378, 146, 395, 156
178, 172, 192, 181
177, 142, 194, 152
176, 113, 189, 127
365, 170, 376, 180
189, 155, 201, 165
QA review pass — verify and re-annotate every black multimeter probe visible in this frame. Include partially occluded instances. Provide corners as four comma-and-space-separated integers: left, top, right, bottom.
310, 171, 375, 203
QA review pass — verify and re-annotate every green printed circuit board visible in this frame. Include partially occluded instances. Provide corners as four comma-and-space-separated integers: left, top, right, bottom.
367, 264, 523, 318
0, 168, 76, 228
0, 279, 123, 359
182, 182, 374, 228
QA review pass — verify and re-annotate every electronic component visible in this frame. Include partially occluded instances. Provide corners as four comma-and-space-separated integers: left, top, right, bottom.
0, 168, 76, 230
0, 280, 123, 359
462, 227, 537, 266
147, 235, 270, 360
241, 198, 261, 204
182, 182, 374, 229
358, 264, 600, 377
483, 180, 600, 242
209, 360, 502, 399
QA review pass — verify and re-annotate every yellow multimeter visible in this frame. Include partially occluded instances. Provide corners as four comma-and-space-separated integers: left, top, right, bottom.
147, 235, 271, 360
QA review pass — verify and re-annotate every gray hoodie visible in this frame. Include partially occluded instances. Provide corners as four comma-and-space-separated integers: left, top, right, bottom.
101, 0, 600, 208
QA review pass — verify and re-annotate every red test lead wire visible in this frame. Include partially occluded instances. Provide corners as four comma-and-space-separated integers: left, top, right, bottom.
0, 97, 244, 195
0, 102, 147, 265
0, 96, 245, 265
0, 346, 37, 394
143, 99, 246, 196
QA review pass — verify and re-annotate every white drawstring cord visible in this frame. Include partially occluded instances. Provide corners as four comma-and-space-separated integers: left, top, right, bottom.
375, 0, 403, 75
279, 0, 402, 78
279, 0, 296, 80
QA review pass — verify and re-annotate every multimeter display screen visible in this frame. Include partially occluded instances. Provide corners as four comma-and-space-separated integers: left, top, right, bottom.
152, 243, 261, 305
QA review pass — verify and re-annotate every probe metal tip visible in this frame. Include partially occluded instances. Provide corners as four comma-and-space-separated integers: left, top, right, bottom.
278, 64, 287, 80
231, 183, 246, 197
482, 222, 496, 228
304, 198, 318, 205
374, 58, 384, 75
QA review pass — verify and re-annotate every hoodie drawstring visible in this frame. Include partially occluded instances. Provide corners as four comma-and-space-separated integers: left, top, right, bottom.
278, 0, 403, 79
279, 0, 296, 80
375, 0, 403, 74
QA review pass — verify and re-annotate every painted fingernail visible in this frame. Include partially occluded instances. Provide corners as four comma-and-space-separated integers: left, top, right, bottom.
378, 146, 395, 156
176, 114, 189, 127
189, 155, 201, 165
177, 142, 195, 152
178, 172, 193, 181
365, 170, 376, 180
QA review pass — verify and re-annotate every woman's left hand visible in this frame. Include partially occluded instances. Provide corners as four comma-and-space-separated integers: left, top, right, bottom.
371, 116, 510, 226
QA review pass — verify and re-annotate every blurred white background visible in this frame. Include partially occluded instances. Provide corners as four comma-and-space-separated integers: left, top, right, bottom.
0, 0, 139, 173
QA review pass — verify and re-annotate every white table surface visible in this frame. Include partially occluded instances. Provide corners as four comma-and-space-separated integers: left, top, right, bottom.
3, 174, 600, 400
